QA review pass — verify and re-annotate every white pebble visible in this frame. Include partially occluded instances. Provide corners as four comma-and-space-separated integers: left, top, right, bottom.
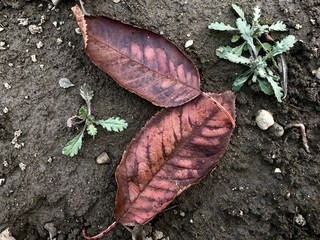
179, 211, 186, 217
28, 25, 43, 34
3, 161, 9, 167
0, 27, 4, 32
153, 230, 164, 240
17, 18, 29, 26
0, 228, 16, 240
0, 178, 5, 186
294, 214, 306, 226
31, 54, 37, 63
36, 41, 44, 49
184, 39, 194, 48
53, 21, 58, 27
312, 67, 320, 80
3, 107, 9, 113
59, 78, 74, 88
255, 109, 274, 130
19, 162, 27, 171
274, 168, 282, 173
44, 222, 57, 239
75, 28, 81, 35
113, 0, 121, 3
56, 38, 63, 45
295, 23, 302, 29
8, 63, 13, 67
96, 152, 111, 164
4, 82, 12, 89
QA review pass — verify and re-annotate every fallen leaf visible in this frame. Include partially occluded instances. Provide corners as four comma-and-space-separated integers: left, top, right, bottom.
83, 92, 236, 238
72, 5, 201, 107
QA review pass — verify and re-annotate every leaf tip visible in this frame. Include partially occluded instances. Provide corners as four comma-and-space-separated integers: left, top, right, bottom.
71, 5, 88, 48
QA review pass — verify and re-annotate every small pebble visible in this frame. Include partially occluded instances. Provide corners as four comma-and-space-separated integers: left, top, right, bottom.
56, 38, 63, 45
313, 67, 320, 80
0, 178, 5, 186
53, 21, 58, 27
36, 41, 44, 49
0, 41, 6, 50
189, 219, 194, 224
17, 18, 29, 26
294, 23, 302, 29
3, 107, 9, 113
96, 152, 111, 164
184, 39, 194, 48
310, 19, 316, 25
153, 230, 164, 240
75, 27, 81, 35
274, 168, 281, 173
59, 78, 74, 88
39, 64, 44, 69
179, 211, 186, 217
4, 82, 12, 89
8, 63, 13, 67
255, 110, 274, 130
19, 162, 26, 171
3, 161, 9, 167
0, 27, 4, 32
269, 122, 284, 138
294, 214, 306, 226
0, 228, 16, 240
113, 0, 121, 3
31, 54, 37, 62
28, 25, 43, 34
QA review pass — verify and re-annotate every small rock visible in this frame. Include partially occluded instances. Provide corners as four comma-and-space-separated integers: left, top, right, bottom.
44, 222, 57, 240
255, 110, 274, 130
0, 27, 4, 32
19, 162, 26, 171
180, 211, 186, 217
310, 19, 316, 25
0, 178, 5, 186
36, 41, 44, 49
269, 122, 284, 138
51, 0, 61, 6
4, 82, 12, 89
312, 67, 320, 80
189, 219, 194, 224
96, 152, 111, 164
56, 38, 63, 45
153, 230, 164, 240
184, 39, 194, 48
75, 27, 81, 35
17, 18, 29, 26
0, 41, 6, 50
28, 24, 43, 34
294, 23, 302, 29
53, 21, 58, 27
0, 228, 16, 240
3, 107, 9, 113
113, 0, 121, 3
8, 63, 13, 67
31, 54, 37, 63
3, 161, 9, 167
294, 214, 306, 226
274, 168, 281, 173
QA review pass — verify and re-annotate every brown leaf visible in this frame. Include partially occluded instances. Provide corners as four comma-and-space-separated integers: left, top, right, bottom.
114, 91, 236, 226
72, 5, 201, 107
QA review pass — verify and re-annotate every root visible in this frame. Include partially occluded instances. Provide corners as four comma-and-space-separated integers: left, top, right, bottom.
285, 123, 310, 153
82, 221, 117, 240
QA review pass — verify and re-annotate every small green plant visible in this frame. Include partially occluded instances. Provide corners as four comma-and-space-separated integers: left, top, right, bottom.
62, 84, 128, 157
208, 4, 296, 102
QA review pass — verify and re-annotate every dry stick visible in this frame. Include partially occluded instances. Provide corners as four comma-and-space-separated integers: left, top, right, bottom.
285, 123, 310, 153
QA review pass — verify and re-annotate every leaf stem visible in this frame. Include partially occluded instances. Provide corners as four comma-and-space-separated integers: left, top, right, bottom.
82, 221, 117, 240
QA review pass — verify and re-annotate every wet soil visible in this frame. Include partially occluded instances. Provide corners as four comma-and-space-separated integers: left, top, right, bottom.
0, 0, 319, 239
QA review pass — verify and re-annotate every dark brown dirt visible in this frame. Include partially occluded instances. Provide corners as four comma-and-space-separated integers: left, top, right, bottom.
0, 0, 319, 239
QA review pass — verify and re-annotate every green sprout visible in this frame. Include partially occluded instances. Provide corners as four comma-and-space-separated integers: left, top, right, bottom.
62, 84, 128, 157
208, 4, 297, 102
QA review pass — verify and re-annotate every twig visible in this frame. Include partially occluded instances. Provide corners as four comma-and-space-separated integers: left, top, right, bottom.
285, 123, 310, 153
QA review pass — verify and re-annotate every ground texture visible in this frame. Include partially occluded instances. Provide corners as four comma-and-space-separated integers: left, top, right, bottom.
0, 0, 319, 239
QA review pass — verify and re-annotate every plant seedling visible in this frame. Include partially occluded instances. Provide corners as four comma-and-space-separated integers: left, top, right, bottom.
208, 4, 297, 102
62, 84, 128, 157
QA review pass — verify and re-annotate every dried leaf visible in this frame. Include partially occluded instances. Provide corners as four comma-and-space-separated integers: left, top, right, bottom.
59, 78, 75, 88
72, 5, 201, 107
114, 92, 236, 226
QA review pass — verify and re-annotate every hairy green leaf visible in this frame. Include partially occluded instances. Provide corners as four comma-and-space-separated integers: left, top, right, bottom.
232, 68, 254, 92
271, 35, 296, 57
258, 79, 273, 95
232, 4, 246, 20
96, 117, 128, 132
216, 46, 251, 65
62, 131, 84, 157
232, 42, 246, 56
236, 18, 255, 50
265, 70, 283, 102
80, 83, 94, 102
79, 105, 88, 119
208, 22, 236, 31
87, 124, 98, 136
269, 21, 287, 31
252, 6, 261, 23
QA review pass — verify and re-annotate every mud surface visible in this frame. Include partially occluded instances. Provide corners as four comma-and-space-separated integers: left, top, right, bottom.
0, 0, 319, 239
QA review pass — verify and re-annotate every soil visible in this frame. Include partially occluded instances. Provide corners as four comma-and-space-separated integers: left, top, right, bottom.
0, 0, 319, 239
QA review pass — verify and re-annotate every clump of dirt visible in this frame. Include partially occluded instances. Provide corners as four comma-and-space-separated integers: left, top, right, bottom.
0, 0, 319, 239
